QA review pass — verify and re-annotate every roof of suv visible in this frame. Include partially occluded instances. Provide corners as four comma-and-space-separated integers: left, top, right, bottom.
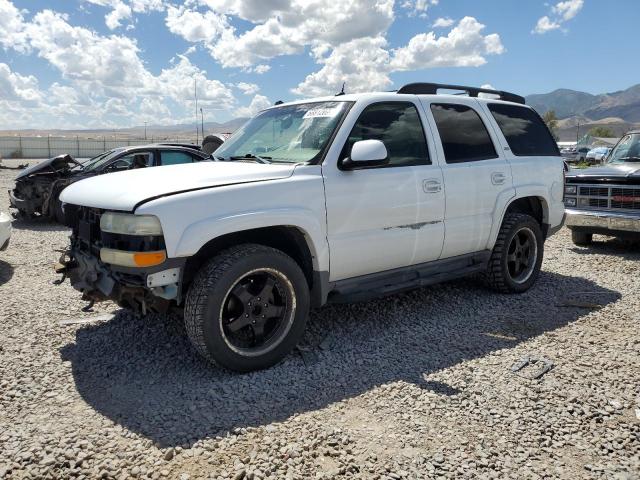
270, 82, 528, 110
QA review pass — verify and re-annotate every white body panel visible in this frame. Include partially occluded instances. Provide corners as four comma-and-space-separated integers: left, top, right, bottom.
0, 211, 11, 250
59, 161, 296, 211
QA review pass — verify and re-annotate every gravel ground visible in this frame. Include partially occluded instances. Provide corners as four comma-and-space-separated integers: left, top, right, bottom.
1, 160, 639, 480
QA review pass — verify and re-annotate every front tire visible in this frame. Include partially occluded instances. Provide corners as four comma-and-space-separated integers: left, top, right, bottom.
485, 213, 544, 293
184, 244, 310, 372
571, 230, 593, 246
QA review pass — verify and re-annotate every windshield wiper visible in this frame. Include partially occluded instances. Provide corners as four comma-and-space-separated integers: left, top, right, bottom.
229, 153, 272, 164
618, 156, 640, 162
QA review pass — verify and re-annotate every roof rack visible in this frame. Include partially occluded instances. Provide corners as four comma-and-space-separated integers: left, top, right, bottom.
397, 82, 526, 105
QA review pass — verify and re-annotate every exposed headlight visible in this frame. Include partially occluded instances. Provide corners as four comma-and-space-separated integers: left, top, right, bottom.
564, 185, 577, 195
100, 212, 163, 236
564, 198, 576, 207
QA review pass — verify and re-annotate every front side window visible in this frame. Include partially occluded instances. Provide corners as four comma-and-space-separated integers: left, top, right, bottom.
430, 103, 497, 163
160, 151, 196, 166
341, 102, 430, 167
608, 134, 640, 163
488, 104, 560, 157
104, 151, 154, 171
214, 101, 351, 164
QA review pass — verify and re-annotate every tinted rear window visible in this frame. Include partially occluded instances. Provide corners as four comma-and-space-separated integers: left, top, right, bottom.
430, 103, 498, 163
488, 104, 560, 157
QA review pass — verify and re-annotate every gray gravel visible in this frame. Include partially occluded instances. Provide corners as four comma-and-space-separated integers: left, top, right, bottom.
1, 160, 639, 479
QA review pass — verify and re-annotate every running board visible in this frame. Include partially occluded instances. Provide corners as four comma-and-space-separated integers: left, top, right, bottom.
327, 251, 491, 303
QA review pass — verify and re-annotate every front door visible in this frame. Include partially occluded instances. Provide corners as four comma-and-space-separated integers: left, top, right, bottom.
323, 101, 443, 281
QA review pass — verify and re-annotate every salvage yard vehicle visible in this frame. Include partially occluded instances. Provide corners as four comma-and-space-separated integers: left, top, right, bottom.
56, 83, 565, 372
0, 211, 11, 251
9, 144, 210, 223
565, 131, 640, 246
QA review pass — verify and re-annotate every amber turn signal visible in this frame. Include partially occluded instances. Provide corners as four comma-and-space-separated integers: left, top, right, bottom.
100, 248, 166, 268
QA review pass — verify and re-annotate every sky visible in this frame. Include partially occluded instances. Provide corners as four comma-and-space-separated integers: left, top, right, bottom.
0, 0, 638, 129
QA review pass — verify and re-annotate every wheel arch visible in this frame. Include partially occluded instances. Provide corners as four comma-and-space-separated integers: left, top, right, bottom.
489, 192, 551, 249
182, 225, 327, 307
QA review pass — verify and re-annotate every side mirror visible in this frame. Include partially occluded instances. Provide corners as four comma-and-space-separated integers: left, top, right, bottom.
341, 140, 389, 170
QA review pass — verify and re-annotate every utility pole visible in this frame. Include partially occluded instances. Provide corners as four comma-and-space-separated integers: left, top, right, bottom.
144, 121, 147, 141
200, 107, 204, 141
576, 121, 580, 146
194, 78, 199, 145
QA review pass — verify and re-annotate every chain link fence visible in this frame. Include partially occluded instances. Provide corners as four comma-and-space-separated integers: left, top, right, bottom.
0, 135, 199, 159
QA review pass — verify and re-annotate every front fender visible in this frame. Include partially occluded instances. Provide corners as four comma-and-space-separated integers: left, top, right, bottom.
173, 208, 328, 272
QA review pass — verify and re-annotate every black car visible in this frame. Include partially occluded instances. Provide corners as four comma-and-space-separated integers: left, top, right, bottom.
9, 144, 211, 223
564, 131, 640, 245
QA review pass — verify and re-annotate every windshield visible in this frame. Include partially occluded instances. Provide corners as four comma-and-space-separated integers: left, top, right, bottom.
214, 101, 351, 164
608, 134, 640, 163
80, 150, 123, 171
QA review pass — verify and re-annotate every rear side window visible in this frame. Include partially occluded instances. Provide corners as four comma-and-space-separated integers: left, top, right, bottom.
342, 102, 430, 167
430, 103, 498, 163
160, 151, 196, 166
488, 104, 560, 157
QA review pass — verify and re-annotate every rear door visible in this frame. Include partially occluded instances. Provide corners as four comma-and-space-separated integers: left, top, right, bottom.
423, 99, 513, 258
158, 149, 200, 166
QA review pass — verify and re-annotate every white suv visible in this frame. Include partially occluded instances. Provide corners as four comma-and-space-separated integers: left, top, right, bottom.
57, 83, 565, 372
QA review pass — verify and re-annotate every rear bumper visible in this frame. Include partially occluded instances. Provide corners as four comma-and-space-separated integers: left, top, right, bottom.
565, 209, 640, 233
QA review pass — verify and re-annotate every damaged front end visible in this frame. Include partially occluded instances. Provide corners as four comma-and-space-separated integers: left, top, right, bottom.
10, 154, 82, 219
56, 205, 185, 315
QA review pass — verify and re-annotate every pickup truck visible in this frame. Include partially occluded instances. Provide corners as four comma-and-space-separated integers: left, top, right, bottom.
564, 131, 640, 245
57, 83, 565, 372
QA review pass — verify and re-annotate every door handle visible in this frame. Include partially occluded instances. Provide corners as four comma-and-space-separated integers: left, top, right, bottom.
491, 172, 506, 185
423, 179, 442, 193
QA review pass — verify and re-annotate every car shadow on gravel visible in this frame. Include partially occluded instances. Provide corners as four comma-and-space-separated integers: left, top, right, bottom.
10, 216, 69, 233
569, 237, 640, 260
0, 259, 14, 286
60, 271, 620, 448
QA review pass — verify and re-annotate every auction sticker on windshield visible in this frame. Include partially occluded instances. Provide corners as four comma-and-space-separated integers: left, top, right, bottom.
303, 107, 342, 119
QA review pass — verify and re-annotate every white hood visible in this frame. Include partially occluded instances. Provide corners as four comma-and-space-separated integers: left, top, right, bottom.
59, 161, 296, 211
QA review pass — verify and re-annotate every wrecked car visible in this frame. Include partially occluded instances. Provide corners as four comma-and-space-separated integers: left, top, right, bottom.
9, 144, 211, 223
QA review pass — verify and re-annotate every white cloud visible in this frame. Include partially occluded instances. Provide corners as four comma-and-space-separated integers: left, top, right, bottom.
553, 0, 584, 20
293, 36, 392, 97
235, 94, 272, 117
236, 82, 260, 95
391, 17, 504, 70
83, 0, 165, 29
253, 64, 271, 74
0, 0, 28, 52
0, 63, 42, 105
105, 1, 132, 30
402, 0, 438, 17
165, 5, 228, 42
533, 0, 583, 34
432, 17, 454, 28
294, 17, 504, 97
169, 0, 395, 69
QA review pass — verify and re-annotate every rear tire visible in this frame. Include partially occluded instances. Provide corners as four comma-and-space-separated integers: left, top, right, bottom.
184, 244, 310, 372
485, 213, 544, 293
571, 230, 593, 246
